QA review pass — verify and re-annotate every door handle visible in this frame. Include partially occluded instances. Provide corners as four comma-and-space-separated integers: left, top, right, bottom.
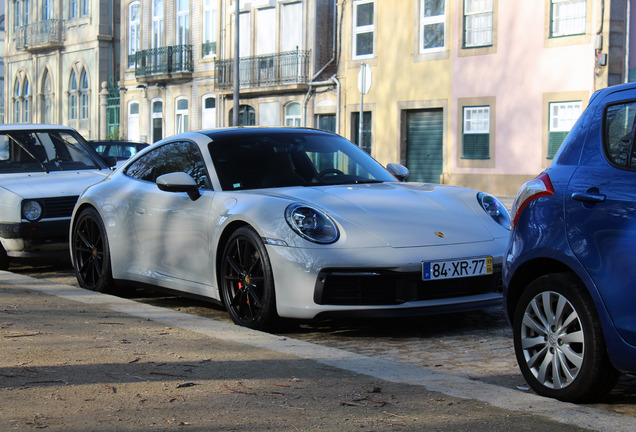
571, 192, 606, 203
134, 207, 147, 215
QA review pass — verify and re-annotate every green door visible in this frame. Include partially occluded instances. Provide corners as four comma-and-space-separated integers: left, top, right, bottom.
405, 109, 443, 183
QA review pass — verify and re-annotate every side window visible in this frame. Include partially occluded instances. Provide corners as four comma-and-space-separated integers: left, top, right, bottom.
125, 141, 211, 188
604, 102, 636, 169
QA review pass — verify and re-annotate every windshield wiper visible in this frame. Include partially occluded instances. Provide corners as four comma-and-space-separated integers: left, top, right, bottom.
6, 133, 49, 173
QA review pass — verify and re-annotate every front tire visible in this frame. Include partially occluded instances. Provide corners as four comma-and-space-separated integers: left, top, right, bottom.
220, 226, 279, 331
71, 207, 114, 292
513, 272, 619, 402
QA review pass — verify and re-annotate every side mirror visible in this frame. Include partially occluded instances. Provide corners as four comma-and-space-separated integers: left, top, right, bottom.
156, 172, 201, 201
104, 156, 118, 168
386, 163, 410, 182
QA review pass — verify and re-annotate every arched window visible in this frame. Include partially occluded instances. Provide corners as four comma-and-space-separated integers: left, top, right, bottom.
201, 95, 216, 129
285, 102, 301, 126
13, 72, 32, 123
175, 98, 189, 133
151, 99, 163, 142
41, 70, 53, 124
79, 69, 89, 121
13, 79, 21, 123
128, 101, 140, 142
229, 105, 255, 126
69, 70, 78, 121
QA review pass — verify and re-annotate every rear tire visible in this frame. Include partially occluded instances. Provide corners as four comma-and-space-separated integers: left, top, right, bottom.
71, 207, 114, 292
513, 272, 619, 402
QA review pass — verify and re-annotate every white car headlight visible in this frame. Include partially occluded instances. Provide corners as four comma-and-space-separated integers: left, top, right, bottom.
285, 204, 339, 244
22, 200, 43, 221
477, 192, 510, 229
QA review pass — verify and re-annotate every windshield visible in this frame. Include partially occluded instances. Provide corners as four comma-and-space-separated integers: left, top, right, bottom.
0, 130, 103, 174
208, 131, 396, 191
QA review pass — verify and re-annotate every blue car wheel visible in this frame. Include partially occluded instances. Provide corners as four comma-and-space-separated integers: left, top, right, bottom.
513, 272, 619, 402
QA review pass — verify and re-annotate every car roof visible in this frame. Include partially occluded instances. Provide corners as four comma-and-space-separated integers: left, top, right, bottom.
0, 124, 78, 132
197, 127, 338, 141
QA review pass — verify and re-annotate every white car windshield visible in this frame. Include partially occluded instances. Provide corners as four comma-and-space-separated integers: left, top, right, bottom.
208, 131, 396, 190
0, 130, 102, 173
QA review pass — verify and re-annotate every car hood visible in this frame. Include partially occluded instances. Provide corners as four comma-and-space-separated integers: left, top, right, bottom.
0, 170, 110, 198
264, 182, 495, 248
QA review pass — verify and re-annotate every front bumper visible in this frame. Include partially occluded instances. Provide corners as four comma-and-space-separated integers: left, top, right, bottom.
267, 237, 508, 320
0, 219, 70, 253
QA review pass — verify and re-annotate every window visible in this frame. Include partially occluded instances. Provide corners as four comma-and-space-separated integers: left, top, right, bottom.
229, 105, 255, 126
281, 2, 302, 52
464, 0, 492, 47
285, 102, 301, 127
128, 101, 140, 142
125, 141, 210, 188
550, 0, 585, 37
462, 106, 490, 159
43, 0, 52, 20
22, 80, 30, 123
175, 98, 189, 133
151, 100, 163, 143
13, 73, 32, 123
41, 70, 53, 124
69, 71, 77, 121
13, 79, 20, 123
202, 0, 217, 57
351, 111, 372, 154
604, 102, 636, 169
421, 0, 445, 52
129, 1, 141, 67
316, 114, 336, 133
14, 0, 30, 28
152, 0, 164, 49
176, 0, 189, 46
548, 101, 582, 159
202, 96, 216, 129
79, 69, 89, 127
81, 0, 89, 16
70, 0, 89, 18
353, 0, 374, 59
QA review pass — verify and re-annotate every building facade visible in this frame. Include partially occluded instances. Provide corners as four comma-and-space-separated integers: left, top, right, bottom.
3, 0, 120, 139
119, 0, 336, 144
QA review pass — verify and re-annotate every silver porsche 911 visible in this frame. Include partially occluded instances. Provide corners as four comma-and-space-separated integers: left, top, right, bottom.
70, 128, 510, 330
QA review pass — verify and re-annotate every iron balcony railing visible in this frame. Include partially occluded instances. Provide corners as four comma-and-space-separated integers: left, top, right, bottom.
215, 49, 310, 90
135, 45, 193, 77
15, 19, 64, 50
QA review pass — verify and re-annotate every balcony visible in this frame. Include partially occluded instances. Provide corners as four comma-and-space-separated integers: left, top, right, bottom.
134, 45, 193, 84
215, 49, 310, 94
15, 20, 64, 52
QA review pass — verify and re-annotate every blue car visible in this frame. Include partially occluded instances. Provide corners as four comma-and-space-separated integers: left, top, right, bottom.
504, 82, 636, 403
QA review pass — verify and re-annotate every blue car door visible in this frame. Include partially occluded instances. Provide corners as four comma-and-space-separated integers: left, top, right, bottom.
565, 96, 636, 346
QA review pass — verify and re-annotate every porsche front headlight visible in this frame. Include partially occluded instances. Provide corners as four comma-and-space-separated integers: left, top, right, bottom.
477, 192, 510, 229
22, 200, 43, 221
285, 204, 339, 244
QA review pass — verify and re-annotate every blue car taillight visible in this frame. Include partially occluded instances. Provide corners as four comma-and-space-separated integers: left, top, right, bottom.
510, 172, 555, 228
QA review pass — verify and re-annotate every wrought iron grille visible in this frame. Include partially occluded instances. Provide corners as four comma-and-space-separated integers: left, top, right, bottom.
135, 45, 193, 77
215, 49, 310, 90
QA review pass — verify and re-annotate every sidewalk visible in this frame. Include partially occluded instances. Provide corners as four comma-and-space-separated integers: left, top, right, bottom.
0, 271, 629, 431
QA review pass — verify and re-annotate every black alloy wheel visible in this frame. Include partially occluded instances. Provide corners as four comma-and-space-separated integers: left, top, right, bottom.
72, 207, 114, 292
513, 272, 619, 402
220, 226, 278, 330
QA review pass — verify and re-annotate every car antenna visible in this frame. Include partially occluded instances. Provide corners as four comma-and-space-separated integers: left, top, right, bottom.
6, 133, 49, 173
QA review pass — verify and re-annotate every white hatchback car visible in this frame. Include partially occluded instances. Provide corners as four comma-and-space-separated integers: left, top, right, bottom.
0, 125, 113, 269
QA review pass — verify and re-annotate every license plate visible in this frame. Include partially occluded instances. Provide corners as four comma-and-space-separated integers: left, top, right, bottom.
422, 256, 493, 281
